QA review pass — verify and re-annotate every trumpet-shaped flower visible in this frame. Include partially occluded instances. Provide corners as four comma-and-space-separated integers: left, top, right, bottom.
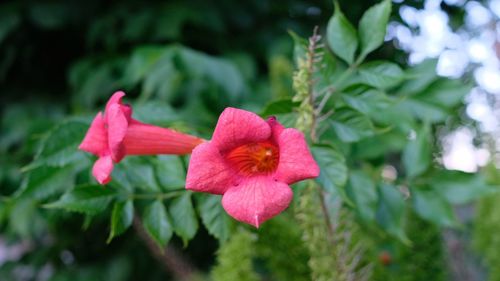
79, 91, 204, 184
186, 107, 319, 227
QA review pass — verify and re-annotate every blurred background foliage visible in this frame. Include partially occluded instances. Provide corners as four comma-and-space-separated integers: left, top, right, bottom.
1, 0, 500, 281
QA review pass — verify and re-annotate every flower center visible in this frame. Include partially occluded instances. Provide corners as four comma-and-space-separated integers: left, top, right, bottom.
226, 142, 279, 176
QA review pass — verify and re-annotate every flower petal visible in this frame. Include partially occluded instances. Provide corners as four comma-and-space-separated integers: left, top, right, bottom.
92, 155, 114, 185
267, 116, 285, 143
186, 142, 236, 195
212, 107, 271, 152
275, 128, 320, 184
79, 112, 108, 156
105, 91, 126, 114
124, 122, 204, 155
106, 104, 128, 162
221, 176, 293, 228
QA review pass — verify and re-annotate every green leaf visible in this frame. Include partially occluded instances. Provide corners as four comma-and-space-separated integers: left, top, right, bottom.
397, 98, 449, 123
197, 195, 233, 242
430, 171, 497, 204
358, 61, 404, 89
402, 124, 431, 178
311, 144, 349, 202
45, 185, 116, 215
329, 108, 375, 142
27, 119, 89, 169
177, 48, 245, 98
358, 0, 391, 59
289, 31, 308, 65
155, 156, 186, 191
143, 200, 173, 248
9, 199, 38, 238
132, 101, 179, 127
376, 183, 408, 242
352, 130, 407, 159
260, 98, 299, 117
412, 188, 457, 227
346, 170, 377, 222
169, 193, 199, 245
327, 2, 358, 64
398, 59, 438, 95
123, 46, 168, 86
110, 165, 134, 192
108, 200, 134, 243
17, 165, 77, 200
141, 59, 181, 102
121, 157, 160, 191
341, 84, 393, 115
416, 79, 472, 108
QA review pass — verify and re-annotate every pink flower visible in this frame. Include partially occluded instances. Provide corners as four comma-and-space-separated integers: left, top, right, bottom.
186, 107, 320, 227
79, 91, 204, 185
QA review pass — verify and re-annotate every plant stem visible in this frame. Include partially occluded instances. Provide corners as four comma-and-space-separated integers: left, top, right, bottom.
127, 189, 186, 200
133, 215, 197, 280
305, 28, 336, 240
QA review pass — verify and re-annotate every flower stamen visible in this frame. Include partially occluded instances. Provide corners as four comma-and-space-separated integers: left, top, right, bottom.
226, 142, 279, 176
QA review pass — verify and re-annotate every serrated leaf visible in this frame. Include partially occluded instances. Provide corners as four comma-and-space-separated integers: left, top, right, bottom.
358, 61, 404, 89
402, 124, 431, 178
311, 145, 349, 202
358, 0, 391, 59
169, 193, 198, 245
108, 200, 134, 242
412, 188, 457, 227
17, 165, 77, 200
121, 157, 160, 191
327, 2, 358, 64
197, 195, 232, 242
329, 108, 375, 142
376, 183, 408, 242
346, 170, 377, 222
143, 200, 173, 248
45, 185, 116, 215
155, 156, 186, 191
27, 119, 89, 169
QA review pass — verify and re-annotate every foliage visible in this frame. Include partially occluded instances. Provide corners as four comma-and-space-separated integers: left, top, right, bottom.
1, 0, 497, 280
372, 211, 448, 281
475, 195, 500, 281
255, 214, 310, 281
210, 228, 259, 281
474, 165, 500, 281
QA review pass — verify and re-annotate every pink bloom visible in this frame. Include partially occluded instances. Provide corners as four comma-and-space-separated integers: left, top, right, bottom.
186, 107, 320, 227
79, 91, 204, 185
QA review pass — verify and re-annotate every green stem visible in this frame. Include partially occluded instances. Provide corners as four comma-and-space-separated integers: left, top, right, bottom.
127, 189, 186, 200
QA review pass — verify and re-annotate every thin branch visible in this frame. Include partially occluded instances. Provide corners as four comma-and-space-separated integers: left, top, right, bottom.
318, 189, 335, 242
316, 88, 334, 115
133, 216, 196, 280
316, 109, 334, 123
